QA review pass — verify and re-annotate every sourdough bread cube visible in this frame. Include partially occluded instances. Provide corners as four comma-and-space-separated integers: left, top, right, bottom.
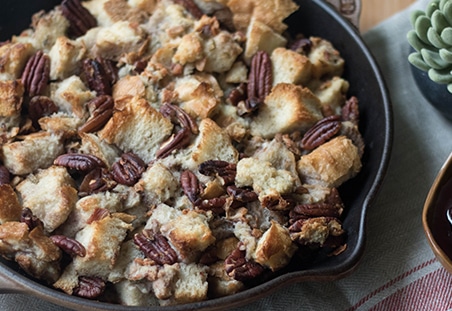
250, 83, 323, 139
161, 210, 215, 261
98, 96, 174, 163
224, 61, 248, 84
171, 263, 208, 304
115, 279, 159, 306
253, 221, 297, 271
309, 77, 349, 114
38, 113, 84, 136
243, 17, 287, 64
72, 214, 133, 279
290, 217, 343, 246
271, 47, 312, 86
0, 80, 24, 117
297, 136, 361, 188
0, 184, 22, 224
79, 132, 121, 168
112, 75, 147, 101
134, 162, 178, 205
49, 36, 86, 80
0, 42, 35, 80
208, 261, 244, 298
30, 8, 69, 51
51, 75, 95, 119
109, 240, 143, 283
16, 166, 78, 233
235, 157, 295, 199
188, 118, 239, 169
1, 132, 65, 175
308, 37, 345, 79
175, 73, 223, 119
94, 21, 147, 60
173, 32, 204, 65
144, 203, 181, 233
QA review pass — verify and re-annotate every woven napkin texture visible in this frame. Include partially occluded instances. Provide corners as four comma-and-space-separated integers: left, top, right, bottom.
2, 0, 452, 310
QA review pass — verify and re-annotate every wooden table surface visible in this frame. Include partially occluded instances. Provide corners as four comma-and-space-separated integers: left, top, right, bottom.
360, 0, 416, 32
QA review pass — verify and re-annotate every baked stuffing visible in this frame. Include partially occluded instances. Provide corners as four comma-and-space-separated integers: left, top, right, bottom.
0, 0, 365, 306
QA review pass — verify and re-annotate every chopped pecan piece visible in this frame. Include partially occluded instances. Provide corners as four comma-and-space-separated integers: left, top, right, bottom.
180, 170, 203, 204
73, 276, 106, 299
292, 203, 341, 218
79, 168, 116, 195
211, 6, 235, 32
227, 83, 247, 106
133, 231, 178, 265
198, 160, 236, 186
20, 208, 43, 230
160, 103, 198, 134
61, 0, 97, 37
54, 153, 106, 172
21, 51, 50, 97
173, 0, 203, 19
86, 208, 110, 224
0, 165, 10, 185
289, 35, 312, 54
226, 185, 258, 203
50, 235, 86, 257
111, 152, 146, 186
244, 51, 272, 114
224, 244, 265, 282
342, 96, 360, 124
28, 96, 58, 129
82, 58, 112, 96
78, 95, 114, 133
301, 115, 341, 150
156, 128, 191, 159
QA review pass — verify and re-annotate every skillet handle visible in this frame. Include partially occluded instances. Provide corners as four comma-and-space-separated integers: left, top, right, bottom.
324, 0, 361, 30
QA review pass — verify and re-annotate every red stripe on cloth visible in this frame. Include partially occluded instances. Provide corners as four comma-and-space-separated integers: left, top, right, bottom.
346, 258, 437, 311
369, 267, 452, 310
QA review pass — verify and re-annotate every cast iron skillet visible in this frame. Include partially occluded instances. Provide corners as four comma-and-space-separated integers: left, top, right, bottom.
0, 0, 393, 310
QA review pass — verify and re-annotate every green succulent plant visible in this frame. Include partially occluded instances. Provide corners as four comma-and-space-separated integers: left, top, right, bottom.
407, 0, 452, 93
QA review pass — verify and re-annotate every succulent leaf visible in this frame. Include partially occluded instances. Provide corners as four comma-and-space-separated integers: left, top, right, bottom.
441, 27, 452, 44
409, 52, 431, 71
428, 67, 452, 83
415, 15, 433, 44
432, 10, 449, 32
408, 30, 434, 51
439, 48, 452, 62
422, 48, 450, 68
427, 27, 448, 48
408, 0, 452, 92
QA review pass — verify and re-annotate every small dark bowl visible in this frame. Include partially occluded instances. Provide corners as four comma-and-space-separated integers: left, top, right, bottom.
0, 0, 393, 310
423, 152, 452, 274
411, 64, 452, 120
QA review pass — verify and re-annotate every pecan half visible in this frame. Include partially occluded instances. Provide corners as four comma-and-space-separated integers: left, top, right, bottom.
73, 276, 106, 299
61, 0, 97, 37
173, 0, 203, 19
292, 203, 341, 218
133, 231, 178, 265
50, 235, 86, 257
28, 96, 59, 128
21, 51, 50, 97
20, 208, 43, 230
342, 96, 360, 124
111, 152, 146, 186
156, 128, 191, 159
198, 160, 236, 186
0, 165, 10, 185
79, 168, 116, 195
226, 185, 258, 203
160, 103, 198, 134
244, 51, 272, 114
96, 57, 118, 85
301, 115, 341, 150
224, 244, 265, 282
54, 153, 106, 172
196, 197, 226, 214
82, 58, 112, 96
78, 95, 114, 133
180, 170, 203, 204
